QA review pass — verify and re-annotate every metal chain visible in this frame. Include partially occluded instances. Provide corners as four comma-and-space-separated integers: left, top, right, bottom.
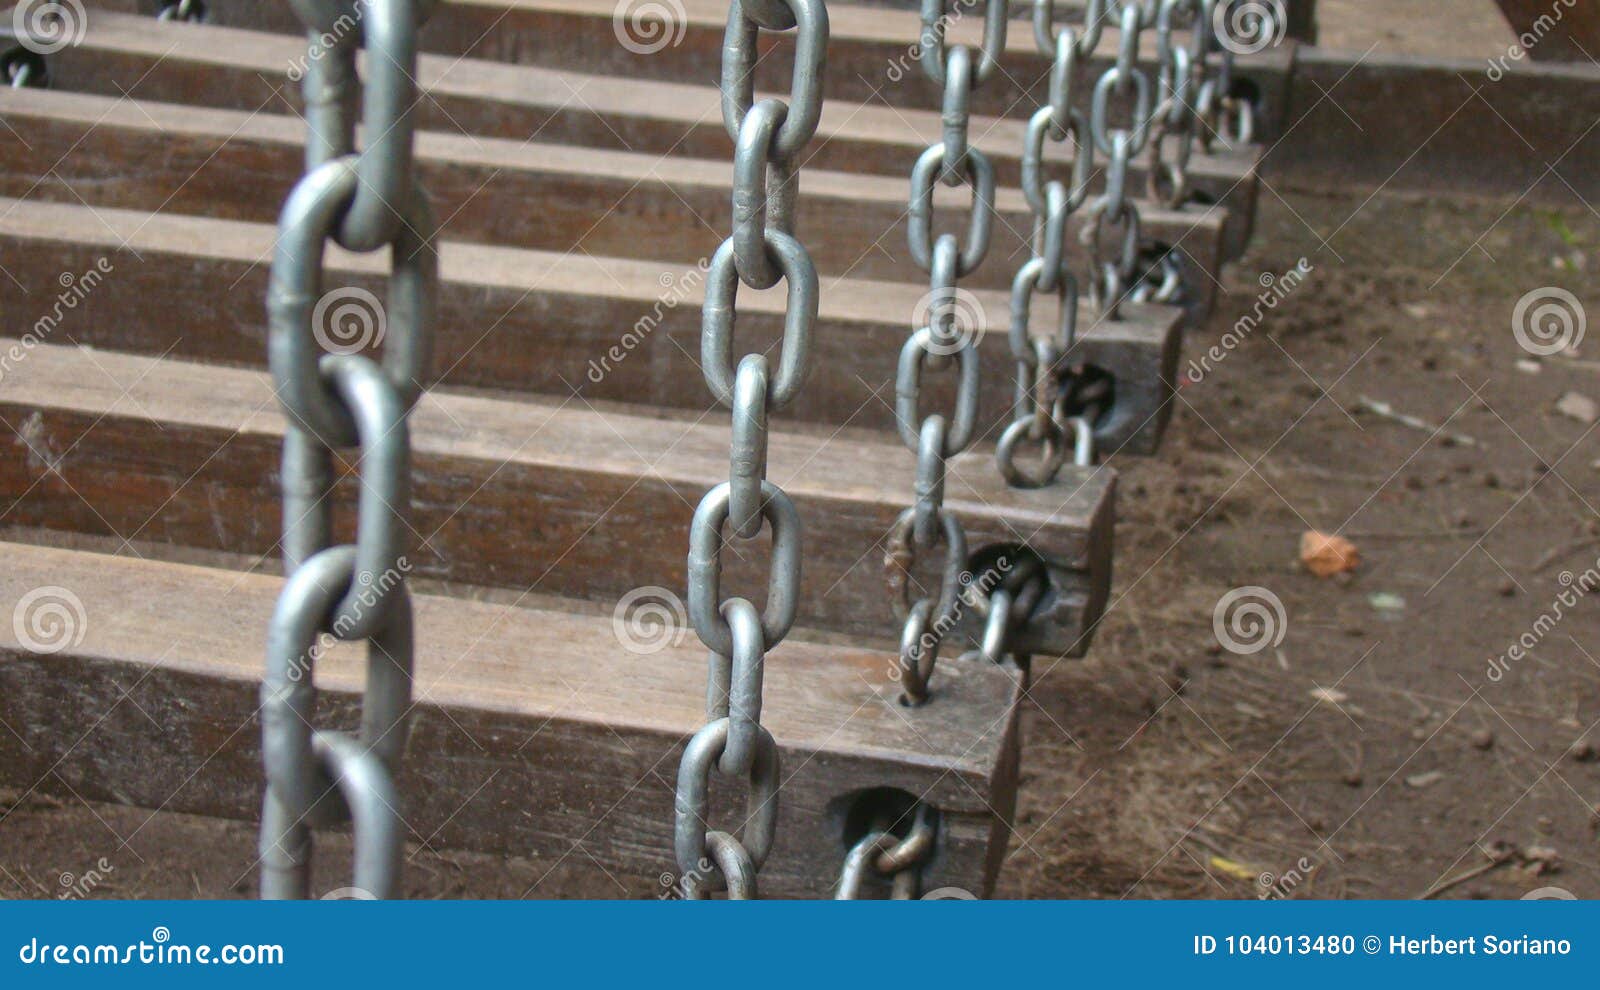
258, 0, 438, 901
993, 0, 1116, 492
883, 0, 1008, 707
157, 0, 208, 22
672, 0, 828, 900
835, 804, 936, 899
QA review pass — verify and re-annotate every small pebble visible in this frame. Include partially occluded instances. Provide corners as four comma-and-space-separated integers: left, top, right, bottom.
1569, 739, 1596, 762
1497, 581, 1517, 598
1342, 771, 1363, 788
1471, 729, 1495, 750
1484, 472, 1501, 489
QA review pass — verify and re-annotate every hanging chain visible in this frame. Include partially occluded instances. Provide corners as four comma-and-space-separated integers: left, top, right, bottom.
883, 0, 1008, 707
672, 0, 828, 901
258, 0, 438, 900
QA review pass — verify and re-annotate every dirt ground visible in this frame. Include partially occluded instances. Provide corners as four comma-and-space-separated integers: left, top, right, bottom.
5, 4, 1597, 901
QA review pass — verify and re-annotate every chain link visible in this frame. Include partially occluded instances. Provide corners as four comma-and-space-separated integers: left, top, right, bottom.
835, 804, 937, 899
672, 0, 830, 900
259, 0, 437, 901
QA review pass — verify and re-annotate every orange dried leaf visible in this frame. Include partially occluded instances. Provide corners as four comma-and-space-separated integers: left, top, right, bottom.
1300, 530, 1359, 577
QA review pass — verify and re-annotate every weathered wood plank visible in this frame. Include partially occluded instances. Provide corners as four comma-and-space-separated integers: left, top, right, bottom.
23, 8, 1260, 255
0, 540, 1021, 897
0, 338, 1115, 656
0, 196, 1186, 460
1493, 0, 1600, 62
95, 0, 1294, 131
0, 84, 1230, 301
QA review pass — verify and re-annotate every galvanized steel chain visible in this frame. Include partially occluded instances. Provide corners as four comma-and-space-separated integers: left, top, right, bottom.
672, 0, 828, 900
259, 0, 438, 900
994, 0, 1114, 491
884, 0, 1007, 707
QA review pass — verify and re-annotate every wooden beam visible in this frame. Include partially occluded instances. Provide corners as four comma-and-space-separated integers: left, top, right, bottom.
93, 0, 1295, 133
0, 337, 1115, 657
26, 9, 1260, 259
0, 540, 1022, 897
0, 196, 1186, 459
1494, 0, 1600, 62
0, 85, 1230, 303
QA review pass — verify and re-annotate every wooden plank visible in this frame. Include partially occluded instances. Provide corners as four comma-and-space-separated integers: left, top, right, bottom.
0, 85, 1230, 301
0, 196, 1186, 460
25, 7, 1261, 253
1493, 0, 1600, 62
0, 540, 1021, 897
0, 337, 1115, 656
91, 0, 1296, 133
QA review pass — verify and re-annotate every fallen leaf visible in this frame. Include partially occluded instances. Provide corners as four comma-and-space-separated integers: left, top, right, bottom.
1300, 530, 1359, 577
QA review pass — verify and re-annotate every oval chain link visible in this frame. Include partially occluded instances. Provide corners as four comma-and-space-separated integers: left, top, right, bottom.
673, 0, 830, 900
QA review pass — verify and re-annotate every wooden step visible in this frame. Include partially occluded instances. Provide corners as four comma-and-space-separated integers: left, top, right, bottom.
23, 9, 1259, 259
0, 540, 1021, 897
0, 338, 1114, 656
0, 197, 1185, 457
96, 0, 1294, 128
0, 85, 1230, 303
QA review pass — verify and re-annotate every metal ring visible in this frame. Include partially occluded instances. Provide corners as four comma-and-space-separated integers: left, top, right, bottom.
908, 144, 996, 277
282, 355, 411, 640
912, 416, 948, 547
674, 719, 781, 881
980, 587, 1014, 664
1034, 0, 1104, 57
714, 597, 767, 778
898, 598, 941, 705
1031, 181, 1068, 294
836, 831, 897, 899
687, 831, 760, 899
1008, 257, 1079, 368
895, 326, 980, 455
728, 354, 771, 540
1022, 106, 1094, 217
268, 158, 437, 448
884, 504, 969, 624
938, 45, 973, 187
702, 233, 817, 410
687, 481, 802, 656
313, 730, 404, 898
329, 0, 422, 251
874, 804, 936, 874
1090, 65, 1153, 157
721, 0, 828, 160
996, 414, 1068, 489
261, 546, 415, 827
1045, 29, 1078, 138
919, 0, 1008, 86
731, 99, 790, 290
